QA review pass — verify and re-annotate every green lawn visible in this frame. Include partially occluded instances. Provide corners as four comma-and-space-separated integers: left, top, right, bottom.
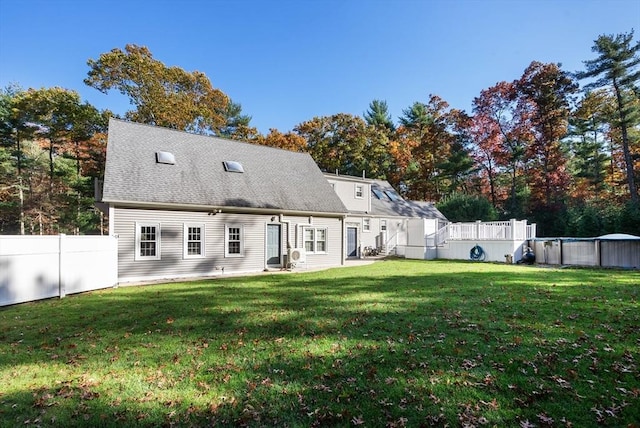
1, 260, 638, 427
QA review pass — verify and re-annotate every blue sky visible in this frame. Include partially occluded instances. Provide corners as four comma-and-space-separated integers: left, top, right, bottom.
0, 0, 638, 134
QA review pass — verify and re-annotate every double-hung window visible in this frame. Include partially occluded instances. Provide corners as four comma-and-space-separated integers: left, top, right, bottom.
225, 224, 244, 257
184, 223, 205, 258
303, 227, 327, 253
355, 184, 364, 199
381, 220, 387, 232
363, 218, 371, 232
135, 222, 161, 261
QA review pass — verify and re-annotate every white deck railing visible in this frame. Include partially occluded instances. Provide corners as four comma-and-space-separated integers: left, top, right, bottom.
436, 219, 536, 243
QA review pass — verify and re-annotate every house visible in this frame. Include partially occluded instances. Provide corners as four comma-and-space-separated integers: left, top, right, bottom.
324, 173, 447, 258
101, 119, 348, 283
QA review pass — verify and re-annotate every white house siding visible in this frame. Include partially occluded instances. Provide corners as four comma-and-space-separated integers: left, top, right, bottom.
436, 240, 526, 263
350, 215, 408, 255
283, 215, 344, 269
326, 177, 371, 213
380, 218, 408, 254
113, 208, 343, 283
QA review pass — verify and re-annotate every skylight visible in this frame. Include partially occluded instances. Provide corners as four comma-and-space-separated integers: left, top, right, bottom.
384, 190, 400, 201
372, 189, 384, 200
223, 161, 244, 173
156, 151, 176, 165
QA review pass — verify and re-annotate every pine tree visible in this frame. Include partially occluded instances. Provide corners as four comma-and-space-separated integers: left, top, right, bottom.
364, 99, 395, 132
577, 31, 640, 202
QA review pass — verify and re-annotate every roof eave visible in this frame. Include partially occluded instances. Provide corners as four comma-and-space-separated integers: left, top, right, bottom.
102, 199, 347, 218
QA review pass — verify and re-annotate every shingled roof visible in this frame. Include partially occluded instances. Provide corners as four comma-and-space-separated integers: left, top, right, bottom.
102, 119, 348, 215
370, 180, 447, 220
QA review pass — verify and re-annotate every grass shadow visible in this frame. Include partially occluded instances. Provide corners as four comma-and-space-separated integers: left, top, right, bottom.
1, 260, 638, 426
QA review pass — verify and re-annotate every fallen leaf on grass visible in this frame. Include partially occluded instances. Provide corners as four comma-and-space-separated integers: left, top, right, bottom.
351, 415, 365, 425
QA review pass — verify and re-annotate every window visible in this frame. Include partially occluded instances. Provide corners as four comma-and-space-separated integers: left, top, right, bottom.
381, 220, 387, 231
363, 218, 371, 232
304, 228, 315, 252
135, 222, 160, 260
384, 190, 399, 201
303, 227, 327, 253
372, 188, 384, 199
225, 224, 244, 257
316, 228, 326, 252
355, 184, 364, 198
184, 223, 205, 258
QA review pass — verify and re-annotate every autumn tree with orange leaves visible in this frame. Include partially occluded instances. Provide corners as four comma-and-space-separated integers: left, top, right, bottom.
294, 113, 392, 179
391, 95, 468, 201
2, 31, 638, 237
254, 129, 307, 152
85, 44, 230, 136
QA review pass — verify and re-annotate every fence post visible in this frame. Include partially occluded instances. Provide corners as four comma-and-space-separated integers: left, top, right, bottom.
59, 233, 66, 299
510, 219, 516, 240
559, 239, 563, 266
476, 220, 481, 240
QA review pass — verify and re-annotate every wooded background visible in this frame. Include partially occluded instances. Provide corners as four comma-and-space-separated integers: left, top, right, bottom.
1, 32, 639, 237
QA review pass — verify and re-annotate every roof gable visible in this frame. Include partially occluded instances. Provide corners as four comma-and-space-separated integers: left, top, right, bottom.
102, 119, 347, 214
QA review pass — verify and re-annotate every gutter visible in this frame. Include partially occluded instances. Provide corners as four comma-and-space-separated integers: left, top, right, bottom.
102, 199, 348, 218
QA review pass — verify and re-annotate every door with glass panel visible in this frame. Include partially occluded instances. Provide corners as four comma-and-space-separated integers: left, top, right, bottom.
266, 224, 281, 266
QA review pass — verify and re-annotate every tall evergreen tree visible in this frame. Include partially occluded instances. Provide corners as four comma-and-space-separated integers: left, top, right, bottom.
567, 91, 611, 199
517, 61, 577, 209
395, 96, 459, 201
577, 31, 640, 202
364, 99, 395, 132
219, 100, 258, 140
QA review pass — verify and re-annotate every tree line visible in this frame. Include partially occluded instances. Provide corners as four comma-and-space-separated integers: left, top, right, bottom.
1, 32, 639, 237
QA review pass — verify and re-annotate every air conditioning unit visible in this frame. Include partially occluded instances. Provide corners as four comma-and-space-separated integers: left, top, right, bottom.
289, 248, 306, 264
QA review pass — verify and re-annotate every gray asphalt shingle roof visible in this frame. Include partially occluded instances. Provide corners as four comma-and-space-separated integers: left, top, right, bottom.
102, 119, 348, 215
370, 180, 447, 220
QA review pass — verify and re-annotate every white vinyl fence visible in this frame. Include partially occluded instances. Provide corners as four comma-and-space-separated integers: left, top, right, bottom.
440, 220, 536, 242
0, 234, 118, 306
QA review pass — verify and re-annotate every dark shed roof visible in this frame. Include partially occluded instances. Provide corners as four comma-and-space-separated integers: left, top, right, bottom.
102, 119, 347, 215
370, 180, 447, 220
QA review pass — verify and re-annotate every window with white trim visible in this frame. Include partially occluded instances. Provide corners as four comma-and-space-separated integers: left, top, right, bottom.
363, 218, 371, 232
316, 228, 326, 252
381, 219, 387, 231
303, 227, 327, 253
355, 184, 364, 198
225, 224, 244, 257
183, 223, 205, 258
135, 222, 161, 261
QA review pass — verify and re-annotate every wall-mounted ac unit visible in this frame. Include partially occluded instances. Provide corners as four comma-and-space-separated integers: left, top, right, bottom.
289, 248, 306, 264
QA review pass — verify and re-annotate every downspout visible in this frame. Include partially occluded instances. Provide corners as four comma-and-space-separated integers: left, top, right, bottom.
108, 205, 115, 236
279, 214, 292, 249
342, 216, 346, 265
